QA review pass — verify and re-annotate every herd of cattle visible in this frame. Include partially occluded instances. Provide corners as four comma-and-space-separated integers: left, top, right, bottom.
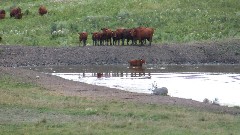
0, 6, 154, 46
79, 27, 154, 46
0, 6, 47, 19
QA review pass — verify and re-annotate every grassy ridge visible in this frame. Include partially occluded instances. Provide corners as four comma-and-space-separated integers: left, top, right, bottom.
0, 0, 239, 46
1, 74, 240, 134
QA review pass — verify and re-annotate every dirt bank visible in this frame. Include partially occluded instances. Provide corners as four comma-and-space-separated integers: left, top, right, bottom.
0, 39, 240, 67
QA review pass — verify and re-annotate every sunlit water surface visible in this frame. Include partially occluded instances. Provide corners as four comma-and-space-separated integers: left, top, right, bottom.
29, 65, 240, 107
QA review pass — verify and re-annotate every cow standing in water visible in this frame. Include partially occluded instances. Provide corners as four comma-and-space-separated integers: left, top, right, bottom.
129, 59, 146, 67
39, 5, 48, 16
78, 32, 88, 46
130, 27, 154, 46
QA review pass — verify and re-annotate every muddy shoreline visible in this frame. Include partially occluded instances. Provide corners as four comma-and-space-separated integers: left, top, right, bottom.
0, 39, 240, 67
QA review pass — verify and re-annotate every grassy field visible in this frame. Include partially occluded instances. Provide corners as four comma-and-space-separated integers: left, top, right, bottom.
0, 0, 239, 46
1, 74, 240, 134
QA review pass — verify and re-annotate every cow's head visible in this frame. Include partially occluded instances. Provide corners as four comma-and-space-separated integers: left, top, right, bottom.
140, 59, 145, 64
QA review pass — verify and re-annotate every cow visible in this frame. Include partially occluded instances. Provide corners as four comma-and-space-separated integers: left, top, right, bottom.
128, 59, 145, 67
10, 7, 22, 19
39, 5, 47, 16
92, 32, 103, 46
122, 28, 134, 45
0, 9, 6, 19
112, 28, 124, 45
101, 28, 112, 45
78, 32, 88, 46
130, 27, 154, 46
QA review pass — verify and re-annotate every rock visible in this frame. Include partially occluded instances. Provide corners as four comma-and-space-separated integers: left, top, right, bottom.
152, 87, 168, 96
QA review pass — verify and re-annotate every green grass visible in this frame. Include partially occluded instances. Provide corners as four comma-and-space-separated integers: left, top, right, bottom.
0, 0, 239, 46
1, 74, 240, 134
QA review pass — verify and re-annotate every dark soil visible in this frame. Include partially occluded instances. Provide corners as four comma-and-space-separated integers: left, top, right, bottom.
0, 39, 240, 67
1, 39, 240, 115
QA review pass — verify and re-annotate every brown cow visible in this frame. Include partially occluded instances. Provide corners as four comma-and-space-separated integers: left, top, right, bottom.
39, 5, 47, 16
130, 27, 154, 46
0, 10, 6, 19
78, 32, 88, 46
10, 7, 22, 19
92, 32, 103, 46
122, 28, 134, 45
101, 28, 112, 45
129, 59, 146, 67
112, 28, 124, 45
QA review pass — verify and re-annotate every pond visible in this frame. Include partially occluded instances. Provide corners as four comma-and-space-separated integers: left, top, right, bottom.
29, 64, 240, 107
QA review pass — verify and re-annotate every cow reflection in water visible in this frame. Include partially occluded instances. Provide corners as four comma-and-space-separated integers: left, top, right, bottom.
93, 69, 150, 78
129, 67, 148, 77
97, 73, 103, 78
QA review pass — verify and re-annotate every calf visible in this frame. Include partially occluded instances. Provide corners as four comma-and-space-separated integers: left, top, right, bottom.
0, 9, 6, 19
39, 5, 48, 16
78, 32, 88, 46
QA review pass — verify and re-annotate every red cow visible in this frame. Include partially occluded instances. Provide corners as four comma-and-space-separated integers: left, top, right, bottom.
122, 28, 134, 45
92, 32, 103, 46
130, 27, 154, 46
78, 32, 88, 46
10, 7, 22, 19
0, 10, 6, 19
39, 5, 47, 16
112, 28, 124, 46
129, 59, 146, 67
101, 28, 112, 45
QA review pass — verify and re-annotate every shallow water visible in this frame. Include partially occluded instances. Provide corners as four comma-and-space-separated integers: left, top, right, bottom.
29, 64, 240, 106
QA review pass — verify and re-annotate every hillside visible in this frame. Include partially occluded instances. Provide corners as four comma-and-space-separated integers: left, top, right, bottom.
0, 0, 239, 46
